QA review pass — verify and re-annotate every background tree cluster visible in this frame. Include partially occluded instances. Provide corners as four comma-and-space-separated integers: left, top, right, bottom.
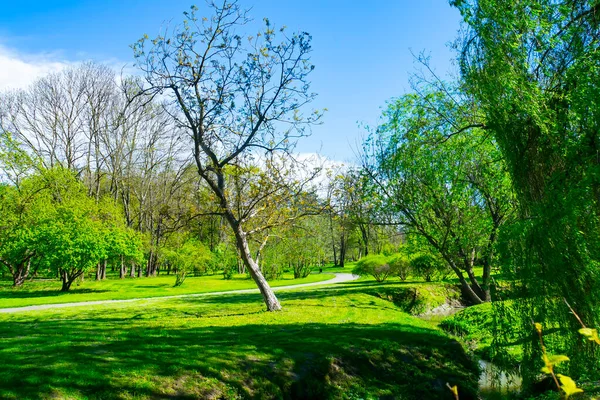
0, 41, 399, 296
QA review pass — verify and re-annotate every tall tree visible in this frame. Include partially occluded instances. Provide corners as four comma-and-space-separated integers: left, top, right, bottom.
363, 86, 514, 304
454, 0, 600, 376
132, 1, 321, 310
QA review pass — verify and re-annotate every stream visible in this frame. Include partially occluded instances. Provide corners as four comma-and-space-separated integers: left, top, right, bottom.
419, 304, 523, 399
478, 359, 522, 399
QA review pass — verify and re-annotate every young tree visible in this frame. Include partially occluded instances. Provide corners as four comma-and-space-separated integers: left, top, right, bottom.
0, 183, 48, 286
363, 86, 514, 304
0, 133, 45, 286
31, 168, 107, 291
132, 1, 321, 310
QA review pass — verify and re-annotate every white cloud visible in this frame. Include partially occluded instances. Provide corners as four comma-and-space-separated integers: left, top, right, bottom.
0, 46, 70, 91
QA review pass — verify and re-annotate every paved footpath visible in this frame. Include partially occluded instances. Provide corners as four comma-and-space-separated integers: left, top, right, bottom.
0, 273, 359, 314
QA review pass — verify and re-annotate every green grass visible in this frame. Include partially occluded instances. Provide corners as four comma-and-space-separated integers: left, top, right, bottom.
439, 302, 524, 370
0, 281, 480, 400
0, 272, 334, 309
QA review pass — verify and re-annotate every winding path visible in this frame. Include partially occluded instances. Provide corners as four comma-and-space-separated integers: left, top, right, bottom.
0, 273, 359, 314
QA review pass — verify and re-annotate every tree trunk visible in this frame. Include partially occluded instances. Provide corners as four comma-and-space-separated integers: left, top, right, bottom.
359, 224, 369, 256
120, 255, 125, 279
130, 262, 136, 278
95, 263, 101, 280
60, 270, 77, 292
101, 260, 107, 280
446, 259, 484, 304
329, 213, 338, 266
146, 251, 153, 277
12, 259, 31, 287
230, 218, 281, 311
464, 260, 486, 301
339, 236, 347, 268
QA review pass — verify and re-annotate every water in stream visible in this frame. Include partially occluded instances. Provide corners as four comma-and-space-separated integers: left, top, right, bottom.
478, 360, 522, 399
419, 305, 523, 398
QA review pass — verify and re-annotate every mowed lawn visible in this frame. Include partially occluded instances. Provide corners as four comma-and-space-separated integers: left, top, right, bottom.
0, 281, 479, 400
0, 272, 334, 309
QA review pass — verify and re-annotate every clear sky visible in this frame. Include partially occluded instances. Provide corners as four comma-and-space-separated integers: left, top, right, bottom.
0, 0, 462, 162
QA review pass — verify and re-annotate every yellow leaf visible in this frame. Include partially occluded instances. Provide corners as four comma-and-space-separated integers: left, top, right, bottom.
534, 322, 543, 333
547, 354, 570, 365
541, 354, 569, 374
557, 374, 584, 398
578, 328, 600, 344
445, 383, 458, 397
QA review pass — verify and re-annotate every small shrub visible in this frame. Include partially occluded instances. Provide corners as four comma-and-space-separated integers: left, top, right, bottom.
388, 254, 411, 281
174, 270, 187, 287
410, 254, 445, 282
222, 264, 235, 280
262, 263, 283, 280
353, 254, 393, 282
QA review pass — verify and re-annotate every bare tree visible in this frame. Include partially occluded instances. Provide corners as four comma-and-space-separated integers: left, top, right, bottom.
132, 1, 321, 310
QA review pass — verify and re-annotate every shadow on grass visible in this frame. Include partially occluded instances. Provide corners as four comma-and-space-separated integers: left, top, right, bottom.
187, 282, 444, 315
337, 279, 424, 287
0, 318, 479, 400
0, 288, 110, 299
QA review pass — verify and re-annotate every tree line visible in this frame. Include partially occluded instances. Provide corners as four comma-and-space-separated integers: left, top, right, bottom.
0, 57, 401, 294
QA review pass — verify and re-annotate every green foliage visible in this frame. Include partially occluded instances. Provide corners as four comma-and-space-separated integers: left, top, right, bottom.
211, 243, 237, 280
0, 178, 52, 286
162, 238, 213, 286
454, 0, 600, 379
371, 284, 461, 316
388, 252, 411, 281
410, 254, 446, 282
353, 254, 395, 282
440, 302, 522, 369
261, 216, 328, 280
0, 167, 113, 290
0, 131, 34, 185
363, 83, 515, 303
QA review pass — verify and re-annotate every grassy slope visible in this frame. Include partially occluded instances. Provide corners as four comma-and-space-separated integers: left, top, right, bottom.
438, 303, 523, 366
0, 281, 479, 400
0, 272, 334, 309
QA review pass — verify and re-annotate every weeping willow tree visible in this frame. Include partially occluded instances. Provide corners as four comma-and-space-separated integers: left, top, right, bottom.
453, 0, 600, 379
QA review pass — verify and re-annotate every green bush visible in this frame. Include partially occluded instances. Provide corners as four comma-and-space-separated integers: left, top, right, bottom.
388, 253, 411, 281
353, 254, 394, 282
410, 254, 445, 282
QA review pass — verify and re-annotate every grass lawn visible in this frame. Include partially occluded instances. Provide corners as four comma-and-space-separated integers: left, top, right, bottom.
0, 281, 479, 400
0, 272, 334, 309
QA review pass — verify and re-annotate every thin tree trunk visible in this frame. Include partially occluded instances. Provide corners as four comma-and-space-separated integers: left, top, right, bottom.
359, 224, 369, 256
120, 255, 125, 279
230, 218, 281, 311
96, 263, 101, 280
339, 235, 347, 268
101, 260, 107, 280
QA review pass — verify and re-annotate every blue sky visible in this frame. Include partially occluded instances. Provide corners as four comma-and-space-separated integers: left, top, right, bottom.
0, 0, 462, 162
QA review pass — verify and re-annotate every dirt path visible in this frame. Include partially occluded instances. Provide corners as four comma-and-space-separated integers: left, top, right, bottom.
0, 273, 358, 314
